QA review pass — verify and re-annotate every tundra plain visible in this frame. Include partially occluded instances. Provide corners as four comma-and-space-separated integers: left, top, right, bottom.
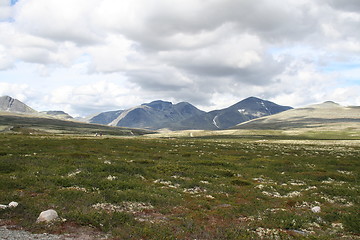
0, 130, 359, 239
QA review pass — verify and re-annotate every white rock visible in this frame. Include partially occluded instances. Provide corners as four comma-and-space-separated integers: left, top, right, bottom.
0, 204, 8, 209
311, 206, 321, 213
8, 201, 18, 208
36, 209, 59, 223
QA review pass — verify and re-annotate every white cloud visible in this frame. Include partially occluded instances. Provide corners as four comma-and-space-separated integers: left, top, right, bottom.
0, 0, 11, 20
0, 0, 359, 115
46, 80, 142, 116
0, 82, 35, 102
14, 0, 103, 45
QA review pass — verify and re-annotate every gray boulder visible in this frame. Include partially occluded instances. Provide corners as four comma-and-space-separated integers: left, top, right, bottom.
36, 209, 59, 223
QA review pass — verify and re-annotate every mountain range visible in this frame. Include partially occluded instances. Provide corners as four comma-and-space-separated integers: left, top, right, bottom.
1, 95, 359, 134
0, 95, 294, 130
88, 97, 292, 130
0, 96, 73, 119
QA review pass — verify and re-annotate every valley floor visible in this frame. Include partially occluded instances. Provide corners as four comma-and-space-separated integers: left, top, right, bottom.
0, 134, 359, 239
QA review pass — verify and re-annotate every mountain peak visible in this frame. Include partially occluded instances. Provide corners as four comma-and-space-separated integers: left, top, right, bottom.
0, 95, 37, 114
142, 100, 173, 110
242, 96, 263, 102
310, 101, 341, 109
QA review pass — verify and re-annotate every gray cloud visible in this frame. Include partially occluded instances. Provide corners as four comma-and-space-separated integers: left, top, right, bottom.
325, 0, 360, 12
1, 0, 360, 114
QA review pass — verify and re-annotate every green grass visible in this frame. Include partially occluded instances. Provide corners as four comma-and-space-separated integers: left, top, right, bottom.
0, 134, 359, 239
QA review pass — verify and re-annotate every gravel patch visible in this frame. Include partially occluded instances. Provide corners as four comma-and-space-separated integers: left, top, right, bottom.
0, 225, 110, 240
0, 226, 61, 240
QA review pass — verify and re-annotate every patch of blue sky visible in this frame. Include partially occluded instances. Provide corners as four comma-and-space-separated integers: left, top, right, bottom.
0, 0, 18, 22
10, 0, 19, 6
320, 61, 360, 73
325, 62, 360, 86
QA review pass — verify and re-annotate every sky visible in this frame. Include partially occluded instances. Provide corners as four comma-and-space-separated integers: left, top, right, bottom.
0, 0, 360, 117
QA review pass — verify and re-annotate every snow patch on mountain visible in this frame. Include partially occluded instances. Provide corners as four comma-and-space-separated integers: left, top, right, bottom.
212, 116, 220, 129
261, 101, 271, 114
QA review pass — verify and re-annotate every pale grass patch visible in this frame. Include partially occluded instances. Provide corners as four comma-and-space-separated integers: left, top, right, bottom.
92, 201, 154, 214
154, 179, 180, 189
183, 186, 207, 194
253, 227, 281, 239
61, 186, 88, 192
106, 175, 117, 181
67, 169, 81, 177
262, 190, 301, 198
331, 222, 344, 229
337, 170, 353, 175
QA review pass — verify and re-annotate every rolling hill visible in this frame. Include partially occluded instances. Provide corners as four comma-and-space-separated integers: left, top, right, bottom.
233, 101, 360, 131
0, 112, 153, 136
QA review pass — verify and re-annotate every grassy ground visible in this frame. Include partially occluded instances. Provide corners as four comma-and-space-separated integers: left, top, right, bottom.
0, 134, 359, 239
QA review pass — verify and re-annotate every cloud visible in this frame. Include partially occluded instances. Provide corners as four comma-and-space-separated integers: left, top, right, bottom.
45, 80, 143, 116
0, 0, 13, 18
14, 0, 103, 45
325, 0, 360, 12
0, 82, 35, 102
0, 0, 359, 115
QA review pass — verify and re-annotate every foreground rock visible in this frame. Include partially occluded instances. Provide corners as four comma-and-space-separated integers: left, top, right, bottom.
311, 206, 321, 213
8, 202, 19, 208
36, 209, 59, 223
0, 201, 19, 209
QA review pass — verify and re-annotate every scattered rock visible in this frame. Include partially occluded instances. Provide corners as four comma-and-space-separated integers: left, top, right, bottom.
36, 209, 59, 223
311, 206, 321, 213
8, 201, 19, 208
0, 204, 7, 209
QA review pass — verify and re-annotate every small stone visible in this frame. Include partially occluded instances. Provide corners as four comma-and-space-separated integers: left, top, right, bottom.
311, 206, 321, 213
0, 204, 8, 209
8, 201, 18, 208
36, 209, 59, 223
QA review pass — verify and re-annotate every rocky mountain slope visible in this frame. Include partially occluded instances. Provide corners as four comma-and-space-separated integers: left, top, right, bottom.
233, 101, 360, 131
108, 100, 205, 130
88, 110, 124, 125
177, 97, 292, 130
0, 96, 37, 114
89, 97, 292, 130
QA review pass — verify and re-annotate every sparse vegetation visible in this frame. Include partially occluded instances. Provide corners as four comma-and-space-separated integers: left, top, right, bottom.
0, 133, 359, 239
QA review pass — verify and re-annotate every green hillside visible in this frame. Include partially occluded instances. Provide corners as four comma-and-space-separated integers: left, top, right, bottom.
0, 112, 153, 136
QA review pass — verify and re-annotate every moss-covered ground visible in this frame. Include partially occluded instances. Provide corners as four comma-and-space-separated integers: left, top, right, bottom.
0, 134, 359, 239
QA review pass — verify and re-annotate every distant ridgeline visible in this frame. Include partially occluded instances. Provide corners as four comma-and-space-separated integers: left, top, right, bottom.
0, 96, 73, 120
0, 95, 295, 130
88, 97, 293, 130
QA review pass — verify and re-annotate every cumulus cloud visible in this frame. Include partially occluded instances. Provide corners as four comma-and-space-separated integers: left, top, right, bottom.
45, 80, 143, 116
14, 0, 103, 45
0, 82, 35, 102
0, 0, 359, 114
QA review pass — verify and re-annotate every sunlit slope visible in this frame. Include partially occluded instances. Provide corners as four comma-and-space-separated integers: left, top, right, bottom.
233, 101, 360, 131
